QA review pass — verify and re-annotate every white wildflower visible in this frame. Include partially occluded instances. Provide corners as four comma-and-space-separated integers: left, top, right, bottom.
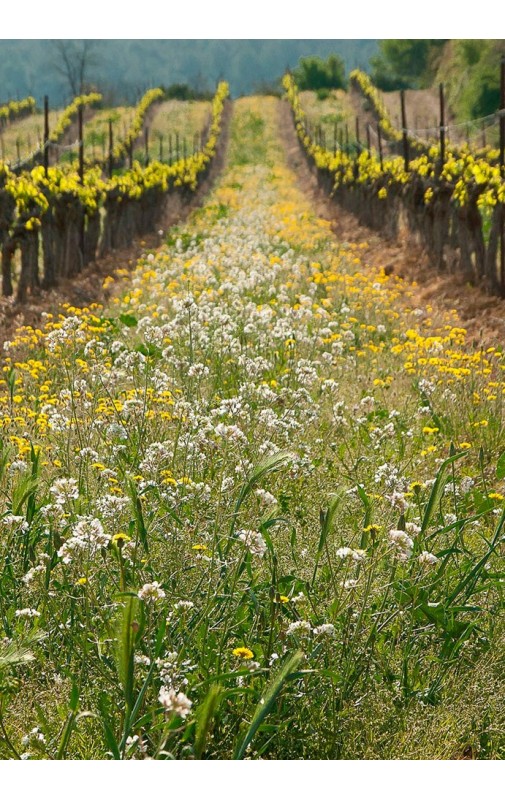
58, 517, 110, 564
460, 476, 475, 493
138, 582, 166, 603
8, 460, 29, 476
238, 529, 267, 558
335, 546, 365, 562
286, 620, 311, 636
158, 687, 192, 718
418, 551, 438, 566
313, 623, 335, 637
174, 600, 194, 612
388, 530, 414, 561
15, 608, 41, 618
50, 477, 79, 505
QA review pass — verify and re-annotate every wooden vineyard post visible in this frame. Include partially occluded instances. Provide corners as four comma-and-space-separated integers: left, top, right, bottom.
439, 82, 446, 169
400, 90, 409, 171
159, 134, 163, 162
145, 127, 149, 166
500, 56, 505, 293
378, 123, 383, 170
43, 95, 49, 174
355, 117, 361, 155
169, 133, 173, 166
176, 132, 180, 161
366, 124, 371, 153
78, 104, 85, 261
108, 120, 113, 178
16, 138, 20, 165
333, 120, 337, 154
78, 105, 84, 184
500, 56, 505, 171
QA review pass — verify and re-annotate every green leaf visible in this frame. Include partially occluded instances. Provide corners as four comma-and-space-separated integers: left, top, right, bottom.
496, 451, 505, 480
312, 491, 343, 587
127, 478, 149, 553
194, 685, 222, 759
421, 451, 467, 534
119, 313, 138, 327
234, 650, 304, 760
116, 596, 139, 713
0, 632, 44, 670
98, 694, 121, 760
69, 681, 79, 713
227, 451, 295, 553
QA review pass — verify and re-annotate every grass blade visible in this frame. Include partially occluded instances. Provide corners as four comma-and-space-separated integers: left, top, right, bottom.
227, 450, 294, 553
234, 650, 303, 760
194, 684, 222, 759
311, 492, 343, 588
421, 451, 467, 534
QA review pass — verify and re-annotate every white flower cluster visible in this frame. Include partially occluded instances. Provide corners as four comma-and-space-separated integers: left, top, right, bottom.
138, 581, 166, 603
237, 529, 267, 558
335, 546, 366, 562
58, 517, 110, 565
50, 477, 79, 505
287, 621, 335, 637
158, 687, 192, 718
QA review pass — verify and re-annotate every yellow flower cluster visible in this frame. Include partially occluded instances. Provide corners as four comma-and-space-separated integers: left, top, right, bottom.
112, 87, 165, 161
0, 96, 36, 123
49, 92, 103, 143
349, 69, 402, 143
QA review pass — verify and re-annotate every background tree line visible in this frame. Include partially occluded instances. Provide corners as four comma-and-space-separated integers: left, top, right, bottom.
0, 39, 376, 106
370, 39, 505, 119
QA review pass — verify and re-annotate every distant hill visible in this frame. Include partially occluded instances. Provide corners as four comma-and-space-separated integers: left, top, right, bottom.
0, 39, 377, 107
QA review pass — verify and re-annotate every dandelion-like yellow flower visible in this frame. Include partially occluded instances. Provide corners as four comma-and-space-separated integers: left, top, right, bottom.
232, 647, 254, 660
112, 532, 131, 546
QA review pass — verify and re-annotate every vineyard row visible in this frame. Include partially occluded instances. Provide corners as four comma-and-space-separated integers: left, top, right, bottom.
0, 83, 230, 302
283, 73, 505, 296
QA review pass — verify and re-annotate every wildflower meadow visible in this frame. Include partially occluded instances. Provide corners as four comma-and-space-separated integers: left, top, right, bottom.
0, 95, 503, 760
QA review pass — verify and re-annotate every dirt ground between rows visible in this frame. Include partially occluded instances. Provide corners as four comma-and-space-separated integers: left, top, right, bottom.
278, 98, 505, 350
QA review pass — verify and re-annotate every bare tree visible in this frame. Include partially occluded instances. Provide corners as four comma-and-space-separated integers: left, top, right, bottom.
52, 40, 99, 98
